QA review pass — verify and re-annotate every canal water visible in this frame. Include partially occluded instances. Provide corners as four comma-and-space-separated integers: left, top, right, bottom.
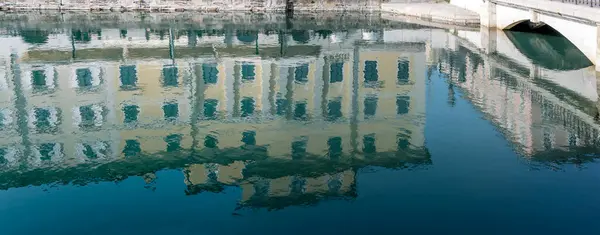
0, 13, 599, 234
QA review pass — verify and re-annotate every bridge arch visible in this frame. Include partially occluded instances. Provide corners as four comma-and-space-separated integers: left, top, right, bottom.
482, 3, 599, 70
503, 20, 594, 70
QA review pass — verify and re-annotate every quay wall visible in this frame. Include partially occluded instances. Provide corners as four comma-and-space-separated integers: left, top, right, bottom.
0, 0, 387, 12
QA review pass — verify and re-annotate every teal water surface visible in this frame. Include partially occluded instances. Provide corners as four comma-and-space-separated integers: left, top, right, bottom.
0, 12, 600, 234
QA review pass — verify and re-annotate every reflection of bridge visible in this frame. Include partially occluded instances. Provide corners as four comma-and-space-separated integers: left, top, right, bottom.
382, 16, 600, 164
432, 27, 600, 164
0, 27, 430, 209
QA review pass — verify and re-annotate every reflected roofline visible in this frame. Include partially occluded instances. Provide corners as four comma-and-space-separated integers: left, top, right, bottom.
0, 145, 431, 191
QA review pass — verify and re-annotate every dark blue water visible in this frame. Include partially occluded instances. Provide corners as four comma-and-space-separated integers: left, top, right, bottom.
0, 13, 599, 234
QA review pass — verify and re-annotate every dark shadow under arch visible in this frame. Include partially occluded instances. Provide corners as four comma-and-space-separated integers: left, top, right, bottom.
503, 20, 593, 71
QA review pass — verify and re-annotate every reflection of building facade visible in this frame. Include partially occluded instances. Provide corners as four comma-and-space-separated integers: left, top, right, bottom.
0, 28, 429, 208
437, 45, 600, 158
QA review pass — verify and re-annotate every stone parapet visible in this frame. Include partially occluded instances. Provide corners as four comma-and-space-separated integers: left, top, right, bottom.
490, 0, 600, 24
381, 2, 480, 26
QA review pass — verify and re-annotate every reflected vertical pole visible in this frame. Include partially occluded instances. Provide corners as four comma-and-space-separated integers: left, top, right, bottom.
190, 63, 205, 151
285, 67, 294, 120
169, 27, 175, 64
10, 52, 31, 167
269, 62, 277, 115
255, 32, 259, 55
321, 56, 330, 118
232, 64, 241, 117
350, 45, 359, 155
71, 30, 76, 59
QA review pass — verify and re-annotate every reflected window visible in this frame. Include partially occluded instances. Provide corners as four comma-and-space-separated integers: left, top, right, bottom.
34, 108, 58, 132
328, 175, 342, 193
31, 69, 47, 87
241, 97, 255, 117
458, 61, 467, 83
76, 68, 93, 87
206, 163, 219, 182
327, 97, 343, 121
363, 134, 376, 154
330, 62, 344, 83
568, 133, 577, 147
396, 96, 410, 115
123, 105, 139, 123
242, 131, 256, 145
295, 64, 309, 84
364, 96, 378, 118
79, 105, 97, 127
294, 101, 307, 121
165, 134, 182, 152
204, 99, 218, 119
83, 144, 97, 159
34, 108, 50, 130
328, 137, 342, 160
123, 139, 141, 157
80, 143, 108, 159
291, 137, 307, 160
543, 130, 553, 150
252, 179, 270, 198
397, 60, 410, 84
364, 61, 378, 82
204, 135, 218, 148
290, 177, 306, 195
163, 102, 179, 120
276, 97, 288, 116
119, 65, 137, 88
162, 66, 178, 87
397, 133, 411, 150
202, 63, 219, 84
241, 64, 255, 81
38, 143, 61, 161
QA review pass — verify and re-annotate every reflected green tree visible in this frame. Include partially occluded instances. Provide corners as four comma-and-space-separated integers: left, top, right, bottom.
20, 30, 49, 44
291, 30, 310, 44
236, 30, 258, 44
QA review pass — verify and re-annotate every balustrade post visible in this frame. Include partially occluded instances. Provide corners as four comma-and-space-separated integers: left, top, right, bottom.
481, 26, 497, 55
480, 0, 497, 28
530, 64, 540, 79
596, 23, 600, 72
530, 9, 539, 23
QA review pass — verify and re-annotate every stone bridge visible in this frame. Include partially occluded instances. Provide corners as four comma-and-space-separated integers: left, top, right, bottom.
452, 0, 600, 71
